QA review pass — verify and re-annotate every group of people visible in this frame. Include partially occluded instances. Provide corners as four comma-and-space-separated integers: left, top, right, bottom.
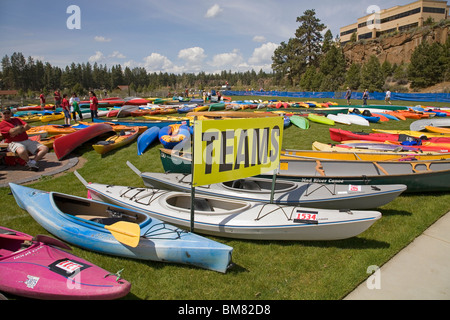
58, 90, 99, 125
345, 87, 392, 105
0, 90, 100, 172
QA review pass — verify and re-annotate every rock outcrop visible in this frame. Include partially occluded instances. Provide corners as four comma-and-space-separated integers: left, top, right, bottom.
343, 24, 449, 66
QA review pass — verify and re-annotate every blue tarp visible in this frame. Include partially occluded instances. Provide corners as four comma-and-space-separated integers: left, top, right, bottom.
223, 90, 450, 104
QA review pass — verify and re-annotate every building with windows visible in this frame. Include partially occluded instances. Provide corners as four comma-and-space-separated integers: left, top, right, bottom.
340, 0, 449, 44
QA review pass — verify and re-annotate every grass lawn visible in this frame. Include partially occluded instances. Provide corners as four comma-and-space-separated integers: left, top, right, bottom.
1, 96, 449, 300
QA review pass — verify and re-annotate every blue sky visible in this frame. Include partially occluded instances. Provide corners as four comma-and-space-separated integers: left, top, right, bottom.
0, 0, 417, 74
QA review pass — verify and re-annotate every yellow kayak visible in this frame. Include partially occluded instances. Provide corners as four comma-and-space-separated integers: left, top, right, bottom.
92, 126, 139, 155
40, 112, 65, 122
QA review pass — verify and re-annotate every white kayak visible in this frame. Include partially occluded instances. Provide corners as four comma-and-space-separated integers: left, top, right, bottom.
127, 162, 405, 210
76, 172, 382, 241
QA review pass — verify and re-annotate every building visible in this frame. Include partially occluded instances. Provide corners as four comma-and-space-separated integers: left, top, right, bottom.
340, 0, 449, 44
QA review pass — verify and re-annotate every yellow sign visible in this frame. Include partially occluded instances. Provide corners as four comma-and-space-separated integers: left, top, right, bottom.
192, 116, 284, 186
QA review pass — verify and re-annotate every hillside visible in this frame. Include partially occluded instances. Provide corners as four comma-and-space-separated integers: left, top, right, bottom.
343, 22, 449, 67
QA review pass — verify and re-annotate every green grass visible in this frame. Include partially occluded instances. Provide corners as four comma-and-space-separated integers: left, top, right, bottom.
1, 96, 449, 300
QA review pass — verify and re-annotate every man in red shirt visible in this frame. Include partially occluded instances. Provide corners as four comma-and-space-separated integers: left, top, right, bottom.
54, 89, 61, 108
89, 91, 98, 121
0, 108, 48, 171
39, 92, 46, 109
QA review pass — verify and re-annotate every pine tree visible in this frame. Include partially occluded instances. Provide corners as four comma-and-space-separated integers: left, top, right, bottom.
360, 55, 385, 92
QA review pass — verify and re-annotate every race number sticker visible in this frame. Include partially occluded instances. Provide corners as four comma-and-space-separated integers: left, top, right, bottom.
293, 210, 318, 224
48, 259, 90, 278
349, 185, 362, 192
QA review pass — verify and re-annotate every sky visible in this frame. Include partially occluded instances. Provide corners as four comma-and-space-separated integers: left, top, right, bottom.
0, 0, 419, 74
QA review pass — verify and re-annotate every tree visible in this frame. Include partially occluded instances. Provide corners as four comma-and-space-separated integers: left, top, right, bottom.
408, 40, 445, 88
345, 63, 361, 90
360, 55, 385, 92
318, 45, 346, 91
272, 9, 325, 85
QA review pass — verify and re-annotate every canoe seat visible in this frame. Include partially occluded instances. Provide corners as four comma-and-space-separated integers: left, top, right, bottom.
231, 179, 261, 191
193, 198, 214, 212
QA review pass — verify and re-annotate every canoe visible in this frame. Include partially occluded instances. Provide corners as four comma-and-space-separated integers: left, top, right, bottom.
186, 111, 281, 119
307, 114, 335, 125
159, 124, 191, 149
82, 180, 382, 241
128, 162, 406, 209
286, 143, 450, 161
425, 126, 450, 134
0, 226, 131, 300
53, 123, 114, 160
410, 118, 450, 132
310, 141, 449, 157
372, 129, 450, 138
92, 117, 186, 128
9, 182, 233, 274
290, 115, 309, 129
92, 126, 140, 155
137, 126, 160, 155
329, 128, 450, 144
259, 158, 450, 193
337, 140, 450, 153
326, 114, 352, 125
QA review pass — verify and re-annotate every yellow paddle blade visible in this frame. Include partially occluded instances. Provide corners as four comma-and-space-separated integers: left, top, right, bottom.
105, 221, 141, 248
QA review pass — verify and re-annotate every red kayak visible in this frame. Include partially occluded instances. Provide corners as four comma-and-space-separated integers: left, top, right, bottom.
17, 105, 55, 111
329, 128, 450, 144
0, 226, 131, 300
53, 123, 114, 160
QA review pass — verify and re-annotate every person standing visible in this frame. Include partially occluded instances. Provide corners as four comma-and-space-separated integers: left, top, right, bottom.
61, 93, 71, 125
70, 92, 83, 122
39, 92, 46, 110
54, 89, 61, 109
344, 87, 352, 105
0, 107, 48, 171
385, 90, 392, 105
362, 89, 369, 105
89, 91, 98, 121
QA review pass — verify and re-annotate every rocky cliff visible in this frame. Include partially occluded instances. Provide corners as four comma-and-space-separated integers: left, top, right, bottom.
343, 23, 449, 66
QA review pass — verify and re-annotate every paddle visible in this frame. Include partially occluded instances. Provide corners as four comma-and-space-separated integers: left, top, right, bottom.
0, 233, 72, 251
104, 221, 141, 248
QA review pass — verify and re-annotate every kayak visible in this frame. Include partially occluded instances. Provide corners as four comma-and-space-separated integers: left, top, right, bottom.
0, 226, 131, 300
290, 115, 309, 129
92, 126, 140, 155
9, 182, 233, 274
137, 126, 160, 155
53, 123, 114, 160
307, 114, 335, 125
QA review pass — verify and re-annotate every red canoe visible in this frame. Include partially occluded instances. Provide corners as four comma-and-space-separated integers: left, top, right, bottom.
53, 123, 114, 160
329, 128, 450, 144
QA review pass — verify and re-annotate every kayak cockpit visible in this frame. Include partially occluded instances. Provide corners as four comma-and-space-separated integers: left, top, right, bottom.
221, 178, 297, 193
52, 193, 148, 225
164, 194, 250, 215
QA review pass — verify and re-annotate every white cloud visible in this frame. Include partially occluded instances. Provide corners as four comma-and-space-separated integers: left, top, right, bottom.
248, 42, 279, 65
252, 36, 266, 43
205, 4, 223, 18
178, 47, 206, 64
88, 51, 105, 63
210, 49, 243, 68
110, 51, 126, 59
94, 36, 112, 42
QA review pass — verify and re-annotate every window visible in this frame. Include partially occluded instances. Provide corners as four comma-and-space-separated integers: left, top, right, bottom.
381, 7, 421, 24
423, 7, 446, 14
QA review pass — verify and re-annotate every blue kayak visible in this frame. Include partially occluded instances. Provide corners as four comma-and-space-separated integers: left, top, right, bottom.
137, 126, 160, 155
9, 183, 233, 273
